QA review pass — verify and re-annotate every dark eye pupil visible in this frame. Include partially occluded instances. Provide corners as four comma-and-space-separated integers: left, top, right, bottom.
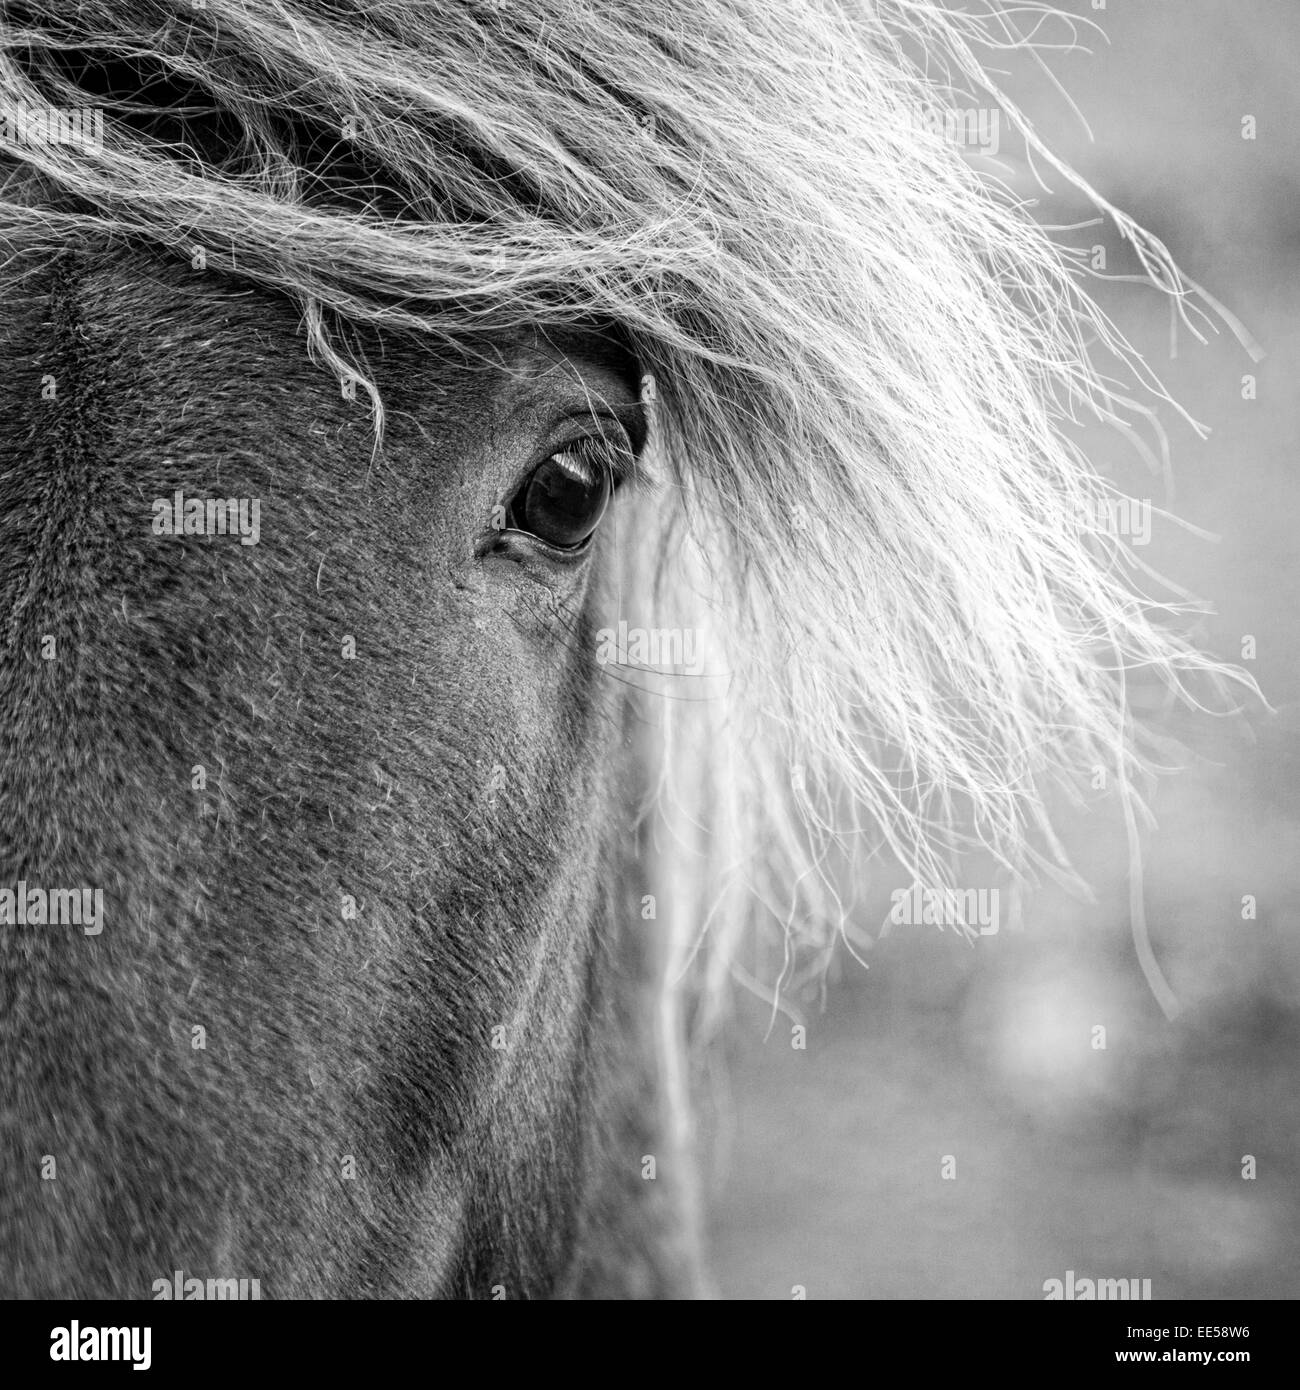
509, 451, 611, 548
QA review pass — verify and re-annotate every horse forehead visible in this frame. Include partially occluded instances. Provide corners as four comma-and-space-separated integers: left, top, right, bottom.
73, 261, 628, 446
13, 256, 480, 467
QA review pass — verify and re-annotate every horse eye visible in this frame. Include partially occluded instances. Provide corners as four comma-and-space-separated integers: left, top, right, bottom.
506, 447, 613, 550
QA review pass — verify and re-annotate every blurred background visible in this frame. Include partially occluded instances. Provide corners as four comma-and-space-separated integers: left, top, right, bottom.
706, 0, 1300, 1299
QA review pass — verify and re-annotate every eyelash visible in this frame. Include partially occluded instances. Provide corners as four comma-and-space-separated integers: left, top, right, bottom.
556, 433, 637, 492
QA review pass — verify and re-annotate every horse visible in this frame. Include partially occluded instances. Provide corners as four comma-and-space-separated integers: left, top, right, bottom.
0, 0, 1241, 1298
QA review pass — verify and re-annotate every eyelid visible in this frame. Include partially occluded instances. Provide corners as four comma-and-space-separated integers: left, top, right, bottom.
543, 419, 646, 495
555, 398, 650, 467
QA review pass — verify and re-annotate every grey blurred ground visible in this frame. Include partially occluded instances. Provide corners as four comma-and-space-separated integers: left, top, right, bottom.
707, 0, 1300, 1299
